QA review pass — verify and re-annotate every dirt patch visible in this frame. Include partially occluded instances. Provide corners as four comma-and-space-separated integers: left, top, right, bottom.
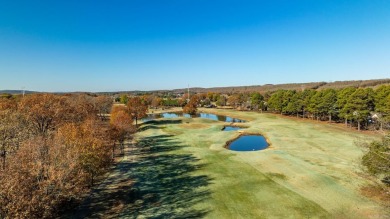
361, 184, 390, 207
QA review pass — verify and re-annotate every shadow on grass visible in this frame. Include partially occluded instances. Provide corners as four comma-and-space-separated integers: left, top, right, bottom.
138, 119, 183, 132
64, 134, 212, 219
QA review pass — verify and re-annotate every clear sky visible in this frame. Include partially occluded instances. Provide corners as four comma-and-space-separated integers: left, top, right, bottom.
0, 0, 389, 92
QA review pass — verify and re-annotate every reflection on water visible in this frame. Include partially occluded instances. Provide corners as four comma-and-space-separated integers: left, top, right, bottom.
144, 112, 245, 123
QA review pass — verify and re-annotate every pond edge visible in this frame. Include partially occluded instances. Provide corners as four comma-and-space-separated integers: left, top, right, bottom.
224, 132, 272, 150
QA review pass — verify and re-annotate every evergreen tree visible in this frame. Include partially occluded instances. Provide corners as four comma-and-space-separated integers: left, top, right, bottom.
362, 134, 390, 185
308, 90, 321, 120
343, 89, 373, 131
337, 87, 357, 126
268, 90, 286, 113
318, 89, 337, 122
250, 92, 264, 111
284, 91, 301, 117
374, 85, 390, 130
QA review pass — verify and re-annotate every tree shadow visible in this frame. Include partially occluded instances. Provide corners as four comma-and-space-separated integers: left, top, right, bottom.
138, 120, 183, 132
63, 134, 212, 218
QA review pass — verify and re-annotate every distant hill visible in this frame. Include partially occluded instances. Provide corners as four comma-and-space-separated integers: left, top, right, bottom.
169, 78, 390, 94
3, 78, 390, 95
0, 90, 38, 95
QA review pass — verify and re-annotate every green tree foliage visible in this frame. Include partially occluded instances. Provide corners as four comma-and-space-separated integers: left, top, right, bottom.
216, 95, 226, 106
362, 134, 390, 185
300, 89, 316, 118
374, 85, 390, 129
318, 89, 337, 122
281, 90, 296, 114
268, 90, 287, 113
337, 87, 357, 125
162, 97, 179, 107
250, 92, 264, 111
308, 90, 323, 120
342, 88, 374, 131
120, 94, 128, 104
284, 92, 302, 117
262, 85, 390, 131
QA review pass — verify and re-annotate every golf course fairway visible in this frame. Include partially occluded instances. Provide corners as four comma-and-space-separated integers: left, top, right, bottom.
134, 108, 388, 218
70, 108, 388, 218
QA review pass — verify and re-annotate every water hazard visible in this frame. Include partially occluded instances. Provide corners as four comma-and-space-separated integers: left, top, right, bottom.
227, 135, 268, 151
144, 112, 245, 123
222, 126, 244, 131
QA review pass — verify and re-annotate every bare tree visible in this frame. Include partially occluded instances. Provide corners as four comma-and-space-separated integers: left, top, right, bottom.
95, 95, 113, 120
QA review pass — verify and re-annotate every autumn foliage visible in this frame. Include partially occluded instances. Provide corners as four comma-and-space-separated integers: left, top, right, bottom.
109, 105, 135, 156
127, 96, 148, 127
183, 95, 199, 115
0, 94, 116, 218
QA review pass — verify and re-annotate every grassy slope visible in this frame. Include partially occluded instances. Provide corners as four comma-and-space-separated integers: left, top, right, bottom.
135, 108, 388, 218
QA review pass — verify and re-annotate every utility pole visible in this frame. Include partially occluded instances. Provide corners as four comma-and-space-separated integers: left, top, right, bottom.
187, 84, 190, 103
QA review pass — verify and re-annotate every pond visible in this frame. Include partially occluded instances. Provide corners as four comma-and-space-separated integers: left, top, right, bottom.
144, 112, 245, 123
227, 135, 269, 151
222, 126, 244, 131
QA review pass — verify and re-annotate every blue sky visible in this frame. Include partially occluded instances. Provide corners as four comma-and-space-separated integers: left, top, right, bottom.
0, 0, 389, 92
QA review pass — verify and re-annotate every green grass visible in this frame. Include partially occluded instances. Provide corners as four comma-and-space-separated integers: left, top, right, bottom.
70, 108, 388, 218
134, 109, 388, 218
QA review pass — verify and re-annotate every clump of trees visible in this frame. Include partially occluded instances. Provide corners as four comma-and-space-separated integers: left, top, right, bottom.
187, 85, 390, 131
183, 95, 199, 115
120, 94, 128, 104
0, 93, 122, 218
265, 86, 390, 131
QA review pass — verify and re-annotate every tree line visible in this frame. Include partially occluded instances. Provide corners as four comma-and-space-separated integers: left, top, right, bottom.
266, 86, 390, 131
187, 85, 389, 131
116, 85, 390, 131
0, 94, 148, 218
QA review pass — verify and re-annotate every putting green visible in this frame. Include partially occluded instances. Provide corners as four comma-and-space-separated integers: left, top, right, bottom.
134, 108, 387, 218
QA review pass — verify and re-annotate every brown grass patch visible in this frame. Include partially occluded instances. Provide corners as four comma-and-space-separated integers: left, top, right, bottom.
361, 184, 390, 207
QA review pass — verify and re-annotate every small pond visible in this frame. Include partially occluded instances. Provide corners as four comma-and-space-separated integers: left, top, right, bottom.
227, 135, 268, 151
144, 112, 245, 123
222, 126, 244, 131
